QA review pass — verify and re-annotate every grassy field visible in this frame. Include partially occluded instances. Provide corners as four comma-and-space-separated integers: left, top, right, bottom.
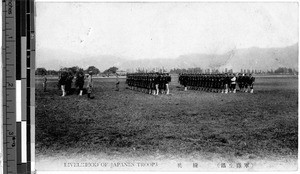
35, 75, 298, 162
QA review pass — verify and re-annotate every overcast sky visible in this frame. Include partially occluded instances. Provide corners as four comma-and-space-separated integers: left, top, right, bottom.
36, 2, 298, 60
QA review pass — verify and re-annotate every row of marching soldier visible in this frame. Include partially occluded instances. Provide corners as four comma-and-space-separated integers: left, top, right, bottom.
126, 73, 172, 95
178, 73, 255, 93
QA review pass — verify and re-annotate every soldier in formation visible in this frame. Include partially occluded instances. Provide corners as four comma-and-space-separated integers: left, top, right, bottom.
178, 73, 255, 93
229, 73, 237, 93
126, 72, 172, 95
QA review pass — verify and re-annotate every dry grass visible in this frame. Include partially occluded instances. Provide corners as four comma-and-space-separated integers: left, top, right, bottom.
35, 75, 298, 160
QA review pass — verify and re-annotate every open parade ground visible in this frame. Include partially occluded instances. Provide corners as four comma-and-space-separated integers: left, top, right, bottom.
35, 75, 298, 171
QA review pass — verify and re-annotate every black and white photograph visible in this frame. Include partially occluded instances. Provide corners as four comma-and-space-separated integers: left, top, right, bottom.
33, 1, 298, 172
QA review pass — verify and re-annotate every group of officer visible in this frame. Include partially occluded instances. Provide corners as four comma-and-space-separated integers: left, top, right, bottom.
126, 73, 172, 95
57, 70, 94, 98
178, 73, 255, 93
58, 71, 74, 96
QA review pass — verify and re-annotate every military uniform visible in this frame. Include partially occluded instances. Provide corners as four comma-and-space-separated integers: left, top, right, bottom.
247, 74, 255, 93
166, 74, 171, 94
75, 72, 85, 96
237, 74, 244, 92
230, 74, 237, 93
58, 72, 68, 96
225, 74, 231, 93
154, 74, 160, 95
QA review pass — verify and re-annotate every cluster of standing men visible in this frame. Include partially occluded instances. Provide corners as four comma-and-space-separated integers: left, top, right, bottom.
179, 73, 255, 93
126, 73, 172, 95
57, 70, 94, 98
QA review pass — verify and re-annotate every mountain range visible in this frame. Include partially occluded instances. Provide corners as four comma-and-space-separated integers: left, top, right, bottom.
37, 43, 298, 72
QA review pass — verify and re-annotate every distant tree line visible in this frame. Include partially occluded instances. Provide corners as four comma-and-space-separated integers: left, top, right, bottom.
35, 66, 101, 76
35, 66, 121, 76
273, 67, 297, 74
102, 66, 118, 74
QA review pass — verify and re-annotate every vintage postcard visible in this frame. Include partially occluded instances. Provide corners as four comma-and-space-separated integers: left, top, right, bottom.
32, 0, 298, 173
